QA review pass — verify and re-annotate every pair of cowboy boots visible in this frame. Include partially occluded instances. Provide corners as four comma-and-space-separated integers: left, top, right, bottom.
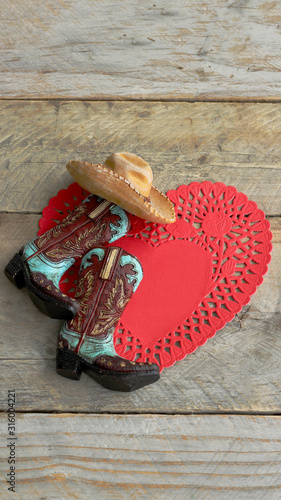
5, 195, 159, 391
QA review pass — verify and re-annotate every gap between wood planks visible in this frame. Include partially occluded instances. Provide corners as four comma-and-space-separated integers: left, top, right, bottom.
1, 212, 280, 218
2, 410, 281, 416
2, 97, 281, 103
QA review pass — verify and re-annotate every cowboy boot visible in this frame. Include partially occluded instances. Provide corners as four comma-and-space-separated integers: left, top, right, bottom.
56, 246, 160, 391
4, 195, 130, 319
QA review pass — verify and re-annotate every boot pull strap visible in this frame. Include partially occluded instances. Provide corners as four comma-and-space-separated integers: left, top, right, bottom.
87, 199, 112, 220
99, 247, 122, 281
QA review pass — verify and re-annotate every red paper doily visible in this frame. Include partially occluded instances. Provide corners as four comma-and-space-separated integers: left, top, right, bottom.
39, 182, 272, 372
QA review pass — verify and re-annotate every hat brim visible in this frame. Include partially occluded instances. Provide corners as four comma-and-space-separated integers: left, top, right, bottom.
66, 161, 176, 224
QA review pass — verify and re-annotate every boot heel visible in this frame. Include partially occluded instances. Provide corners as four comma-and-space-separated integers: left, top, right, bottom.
56, 349, 82, 381
4, 253, 26, 289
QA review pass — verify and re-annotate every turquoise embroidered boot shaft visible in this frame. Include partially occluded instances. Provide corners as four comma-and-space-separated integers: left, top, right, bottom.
4, 195, 130, 320
57, 246, 160, 391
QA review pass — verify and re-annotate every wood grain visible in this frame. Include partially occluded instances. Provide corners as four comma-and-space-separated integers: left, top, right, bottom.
0, 213, 280, 413
0, 214, 60, 361
1, 0, 281, 100
0, 101, 281, 214
1, 413, 281, 499
1, 5, 281, 496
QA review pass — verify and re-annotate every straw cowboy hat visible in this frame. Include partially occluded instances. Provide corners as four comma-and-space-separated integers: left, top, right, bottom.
66, 152, 176, 224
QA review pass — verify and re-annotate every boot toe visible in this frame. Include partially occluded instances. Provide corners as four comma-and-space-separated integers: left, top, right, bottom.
94, 355, 159, 374
88, 355, 160, 392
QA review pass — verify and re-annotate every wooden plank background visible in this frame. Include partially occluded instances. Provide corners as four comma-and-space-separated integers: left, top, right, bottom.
1, 413, 281, 499
1, 101, 281, 214
1, 0, 281, 100
1, 1, 281, 497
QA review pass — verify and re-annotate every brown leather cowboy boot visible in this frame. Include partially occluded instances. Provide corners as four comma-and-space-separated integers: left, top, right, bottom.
56, 246, 160, 391
4, 195, 130, 319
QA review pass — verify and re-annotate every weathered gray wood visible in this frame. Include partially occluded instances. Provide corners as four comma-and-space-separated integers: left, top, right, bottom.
1, 413, 281, 499
1, 0, 281, 100
0, 213, 280, 413
0, 214, 60, 361
1, 101, 281, 214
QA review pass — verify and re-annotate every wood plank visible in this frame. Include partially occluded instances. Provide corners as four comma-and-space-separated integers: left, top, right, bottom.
0, 413, 281, 499
1, 101, 281, 214
0, 213, 280, 413
0, 214, 60, 361
1, 0, 281, 100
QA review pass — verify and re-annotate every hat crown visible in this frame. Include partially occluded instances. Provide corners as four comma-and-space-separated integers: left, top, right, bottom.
103, 152, 153, 198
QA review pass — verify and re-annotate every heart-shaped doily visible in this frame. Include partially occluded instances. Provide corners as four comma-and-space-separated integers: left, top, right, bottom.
39, 182, 272, 371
